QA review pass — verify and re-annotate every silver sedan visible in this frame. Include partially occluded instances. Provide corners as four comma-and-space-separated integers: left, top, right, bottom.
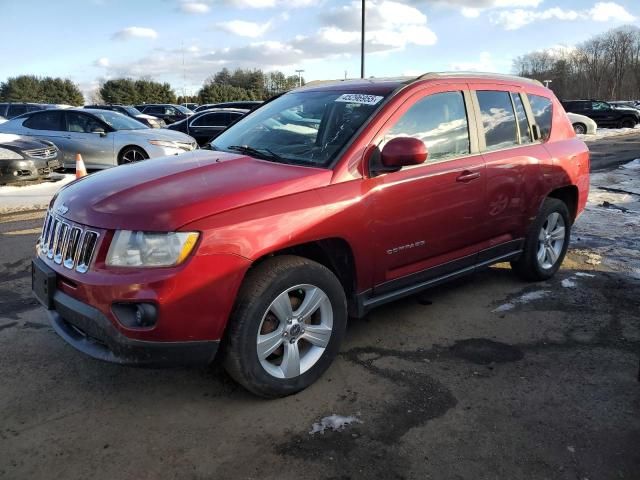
0, 108, 197, 169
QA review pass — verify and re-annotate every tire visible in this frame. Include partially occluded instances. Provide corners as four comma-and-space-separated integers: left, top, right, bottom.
573, 123, 587, 135
511, 198, 571, 281
118, 146, 148, 165
223, 255, 347, 398
619, 118, 636, 129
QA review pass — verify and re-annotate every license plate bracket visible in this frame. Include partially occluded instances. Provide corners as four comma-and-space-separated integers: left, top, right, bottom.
32, 258, 57, 309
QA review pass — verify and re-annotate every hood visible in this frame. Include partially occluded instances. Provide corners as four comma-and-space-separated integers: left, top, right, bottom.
0, 133, 52, 150
52, 150, 332, 231
116, 127, 195, 143
614, 106, 640, 114
136, 113, 159, 120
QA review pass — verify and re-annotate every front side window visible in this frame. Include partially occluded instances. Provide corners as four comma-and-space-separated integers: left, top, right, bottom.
212, 90, 390, 167
592, 101, 610, 111
477, 90, 519, 151
384, 91, 470, 162
528, 94, 553, 141
192, 112, 227, 127
23, 111, 64, 131
66, 112, 104, 133
511, 93, 532, 144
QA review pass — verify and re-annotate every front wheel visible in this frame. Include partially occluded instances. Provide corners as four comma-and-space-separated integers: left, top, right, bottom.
118, 146, 148, 165
511, 198, 570, 281
573, 123, 587, 135
620, 118, 636, 129
223, 256, 347, 397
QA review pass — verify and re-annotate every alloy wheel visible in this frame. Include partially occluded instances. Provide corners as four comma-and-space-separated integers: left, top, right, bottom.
536, 212, 566, 269
256, 284, 333, 379
121, 148, 145, 164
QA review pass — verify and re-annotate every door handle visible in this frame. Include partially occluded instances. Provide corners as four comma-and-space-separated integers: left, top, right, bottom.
456, 171, 481, 183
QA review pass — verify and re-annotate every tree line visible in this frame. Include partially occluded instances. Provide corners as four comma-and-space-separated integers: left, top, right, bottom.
0, 75, 84, 105
514, 25, 640, 101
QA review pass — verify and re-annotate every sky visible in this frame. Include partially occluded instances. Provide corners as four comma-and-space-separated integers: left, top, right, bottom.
0, 0, 638, 100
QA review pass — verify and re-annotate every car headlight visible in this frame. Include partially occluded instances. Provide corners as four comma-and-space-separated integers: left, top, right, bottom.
149, 140, 178, 149
0, 147, 23, 160
106, 231, 199, 267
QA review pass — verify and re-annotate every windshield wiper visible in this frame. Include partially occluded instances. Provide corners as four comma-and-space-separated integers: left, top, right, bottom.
227, 145, 291, 164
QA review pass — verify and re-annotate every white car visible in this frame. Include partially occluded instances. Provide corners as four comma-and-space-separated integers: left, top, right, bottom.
567, 112, 597, 135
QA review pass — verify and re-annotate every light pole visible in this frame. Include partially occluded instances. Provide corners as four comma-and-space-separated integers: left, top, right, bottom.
361, 0, 365, 78
543, 79, 553, 88
295, 69, 305, 87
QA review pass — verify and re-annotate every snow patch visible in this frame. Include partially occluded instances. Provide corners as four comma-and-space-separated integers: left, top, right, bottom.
620, 158, 640, 170
582, 125, 640, 141
562, 278, 577, 288
574, 272, 595, 278
309, 414, 362, 435
493, 303, 515, 312
493, 290, 550, 313
0, 174, 75, 213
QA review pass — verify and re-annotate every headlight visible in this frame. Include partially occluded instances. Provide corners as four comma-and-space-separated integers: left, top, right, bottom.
106, 231, 199, 267
0, 147, 23, 160
148, 140, 178, 149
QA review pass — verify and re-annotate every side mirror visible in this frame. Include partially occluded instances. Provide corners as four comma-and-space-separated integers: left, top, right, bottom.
92, 127, 107, 137
379, 137, 428, 172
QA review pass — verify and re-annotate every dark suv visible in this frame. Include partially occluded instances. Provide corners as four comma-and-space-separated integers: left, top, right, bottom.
561, 100, 640, 128
84, 104, 165, 128
33, 73, 589, 397
134, 104, 193, 125
0, 103, 52, 119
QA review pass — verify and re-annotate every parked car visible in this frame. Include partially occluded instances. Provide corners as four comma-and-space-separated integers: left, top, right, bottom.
561, 99, 640, 128
0, 103, 55, 120
32, 73, 589, 397
0, 108, 197, 169
0, 133, 60, 184
609, 100, 640, 110
84, 104, 166, 128
167, 108, 247, 146
182, 103, 199, 111
0, 115, 6, 124
194, 101, 263, 112
567, 112, 597, 135
134, 104, 193, 125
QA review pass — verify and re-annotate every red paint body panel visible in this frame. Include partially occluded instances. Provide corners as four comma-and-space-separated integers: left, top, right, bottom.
42, 75, 589, 347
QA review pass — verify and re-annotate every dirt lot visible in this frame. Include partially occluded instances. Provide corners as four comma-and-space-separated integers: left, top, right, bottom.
1, 138, 639, 480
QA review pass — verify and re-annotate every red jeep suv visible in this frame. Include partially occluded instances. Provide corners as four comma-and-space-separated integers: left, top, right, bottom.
32, 73, 589, 397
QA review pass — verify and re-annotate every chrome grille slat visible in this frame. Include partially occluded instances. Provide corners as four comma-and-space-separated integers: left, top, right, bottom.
38, 212, 99, 273
25, 147, 57, 160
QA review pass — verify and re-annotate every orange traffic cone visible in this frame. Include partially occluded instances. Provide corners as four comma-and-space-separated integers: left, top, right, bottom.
75, 153, 87, 179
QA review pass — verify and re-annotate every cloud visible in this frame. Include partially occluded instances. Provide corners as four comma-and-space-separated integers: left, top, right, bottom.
461, 8, 481, 18
450, 52, 495, 71
94, 57, 110, 67
216, 20, 272, 37
179, 2, 210, 13
491, 2, 635, 30
111, 27, 158, 40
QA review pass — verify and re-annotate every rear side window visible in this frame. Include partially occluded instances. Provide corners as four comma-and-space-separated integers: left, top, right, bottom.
511, 93, 532, 144
192, 112, 228, 126
477, 90, 518, 151
23, 111, 64, 131
8, 105, 28, 117
385, 91, 470, 162
528, 94, 553, 141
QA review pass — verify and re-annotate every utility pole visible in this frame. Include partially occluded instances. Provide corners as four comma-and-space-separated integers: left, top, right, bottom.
361, 0, 365, 78
295, 69, 305, 87
543, 79, 553, 88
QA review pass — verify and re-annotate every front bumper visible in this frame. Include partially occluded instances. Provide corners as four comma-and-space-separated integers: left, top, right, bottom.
0, 158, 60, 183
47, 286, 219, 367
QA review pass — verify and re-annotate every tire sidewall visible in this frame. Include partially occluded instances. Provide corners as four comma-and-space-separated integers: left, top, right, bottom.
229, 260, 347, 396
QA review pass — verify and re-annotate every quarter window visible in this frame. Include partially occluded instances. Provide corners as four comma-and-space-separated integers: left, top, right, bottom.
528, 94, 553, 141
477, 90, 518, 151
511, 93, 532, 144
385, 91, 470, 162
23, 111, 64, 131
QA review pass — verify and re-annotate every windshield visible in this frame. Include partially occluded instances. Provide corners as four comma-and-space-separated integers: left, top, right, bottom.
211, 90, 389, 167
123, 106, 143, 116
175, 105, 193, 114
91, 110, 149, 130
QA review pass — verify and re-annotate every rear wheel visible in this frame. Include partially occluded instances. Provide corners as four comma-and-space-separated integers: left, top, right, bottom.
511, 198, 570, 281
572, 123, 587, 135
118, 146, 148, 165
620, 117, 636, 129
223, 256, 347, 397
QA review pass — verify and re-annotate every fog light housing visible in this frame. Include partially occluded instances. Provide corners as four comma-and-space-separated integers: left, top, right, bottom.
112, 302, 158, 329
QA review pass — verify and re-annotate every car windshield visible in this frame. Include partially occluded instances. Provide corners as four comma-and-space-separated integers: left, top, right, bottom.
123, 106, 143, 116
175, 105, 193, 114
90, 110, 149, 130
211, 90, 389, 167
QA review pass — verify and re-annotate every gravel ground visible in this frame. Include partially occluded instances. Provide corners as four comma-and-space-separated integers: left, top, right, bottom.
0, 141, 638, 480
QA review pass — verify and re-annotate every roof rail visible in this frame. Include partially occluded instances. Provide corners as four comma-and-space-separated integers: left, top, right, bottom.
414, 71, 544, 87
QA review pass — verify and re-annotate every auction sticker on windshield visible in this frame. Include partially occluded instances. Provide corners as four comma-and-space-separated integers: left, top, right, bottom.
335, 94, 384, 105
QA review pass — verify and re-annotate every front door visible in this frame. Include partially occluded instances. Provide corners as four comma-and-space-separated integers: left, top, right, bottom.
368, 88, 486, 293
63, 112, 114, 168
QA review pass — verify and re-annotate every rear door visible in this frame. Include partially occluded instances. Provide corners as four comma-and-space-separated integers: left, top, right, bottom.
63, 111, 115, 168
21, 111, 68, 162
589, 101, 618, 127
470, 85, 550, 256
368, 86, 487, 292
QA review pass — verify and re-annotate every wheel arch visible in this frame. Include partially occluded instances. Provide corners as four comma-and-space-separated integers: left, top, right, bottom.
547, 185, 579, 224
